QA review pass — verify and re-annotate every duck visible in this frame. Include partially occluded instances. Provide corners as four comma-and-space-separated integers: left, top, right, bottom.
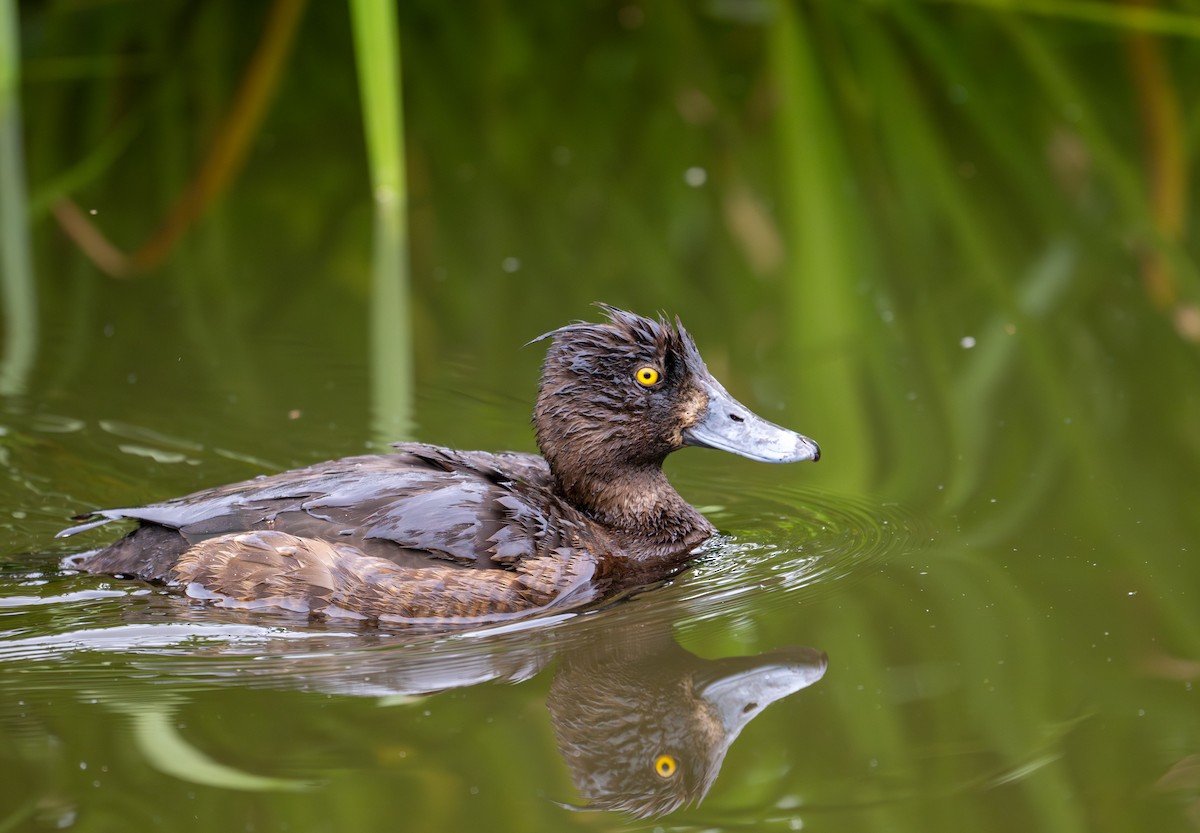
58, 305, 819, 627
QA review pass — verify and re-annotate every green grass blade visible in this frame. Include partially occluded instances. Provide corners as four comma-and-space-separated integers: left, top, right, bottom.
0, 0, 37, 396
349, 0, 412, 443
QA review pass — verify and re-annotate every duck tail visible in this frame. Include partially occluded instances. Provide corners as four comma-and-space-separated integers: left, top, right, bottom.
64, 525, 190, 584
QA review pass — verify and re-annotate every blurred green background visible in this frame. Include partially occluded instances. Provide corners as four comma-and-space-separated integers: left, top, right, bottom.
2, 1, 1199, 831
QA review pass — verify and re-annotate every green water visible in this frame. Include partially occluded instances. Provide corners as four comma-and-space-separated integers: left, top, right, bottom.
3, 2, 1200, 831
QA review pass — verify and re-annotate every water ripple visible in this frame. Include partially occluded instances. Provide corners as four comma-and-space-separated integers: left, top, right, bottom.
659, 484, 929, 626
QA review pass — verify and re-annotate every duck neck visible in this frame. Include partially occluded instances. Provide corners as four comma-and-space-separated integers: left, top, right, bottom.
550, 462, 715, 557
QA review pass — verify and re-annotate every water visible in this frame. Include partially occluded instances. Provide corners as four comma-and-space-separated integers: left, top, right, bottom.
6, 2, 1200, 831
3, 358, 1194, 831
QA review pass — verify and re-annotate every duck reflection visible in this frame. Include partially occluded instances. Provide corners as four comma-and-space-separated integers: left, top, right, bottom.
192, 612, 826, 818
0, 601, 826, 820
548, 624, 826, 818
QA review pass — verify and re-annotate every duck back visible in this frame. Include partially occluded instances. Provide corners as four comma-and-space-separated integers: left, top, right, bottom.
64, 443, 619, 623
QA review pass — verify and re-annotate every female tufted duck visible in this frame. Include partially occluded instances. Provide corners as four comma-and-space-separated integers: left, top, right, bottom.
60, 306, 819, 626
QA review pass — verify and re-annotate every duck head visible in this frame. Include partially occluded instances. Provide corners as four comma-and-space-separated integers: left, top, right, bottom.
532, 306, 819, 519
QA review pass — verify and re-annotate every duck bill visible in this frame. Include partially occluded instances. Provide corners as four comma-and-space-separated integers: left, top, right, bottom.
695, 647, 828, 739
683, 377, 820, 464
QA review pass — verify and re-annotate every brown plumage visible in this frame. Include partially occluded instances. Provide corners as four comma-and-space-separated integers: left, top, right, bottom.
59, 306, 819, 627
173, 530, 600, 626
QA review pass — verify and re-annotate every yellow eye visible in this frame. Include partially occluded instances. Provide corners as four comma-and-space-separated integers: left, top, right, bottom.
653, 754, 678, 779
635, 366, 661, 387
